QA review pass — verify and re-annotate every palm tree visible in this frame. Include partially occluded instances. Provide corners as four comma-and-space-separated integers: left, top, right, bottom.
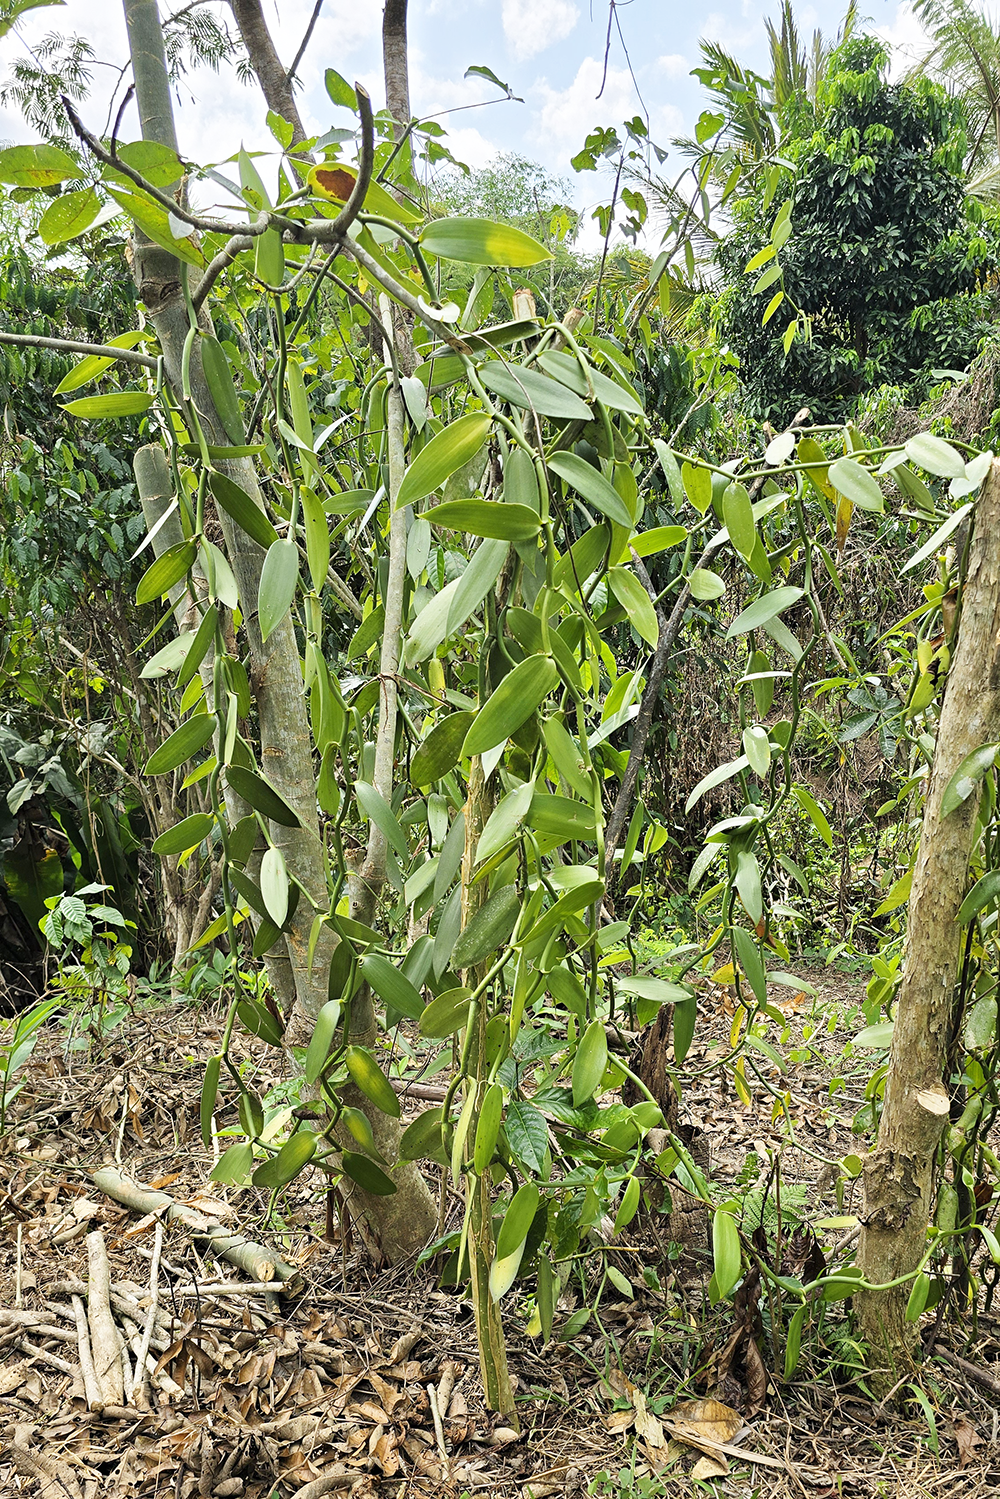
911, 0, 1000, 180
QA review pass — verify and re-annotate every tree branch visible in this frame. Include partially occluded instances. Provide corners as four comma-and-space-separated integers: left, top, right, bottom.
287, 0, 324, 82
0, 330, 159, 370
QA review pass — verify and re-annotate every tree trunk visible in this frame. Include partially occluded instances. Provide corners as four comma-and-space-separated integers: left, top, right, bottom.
122, 0, 434, 1259
856, 459, 1000, 1383
228, 0, 308, 147
382, 0, 410, 139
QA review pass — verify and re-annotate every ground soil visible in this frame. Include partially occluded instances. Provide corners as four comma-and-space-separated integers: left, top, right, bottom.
1, 965, 999, 1499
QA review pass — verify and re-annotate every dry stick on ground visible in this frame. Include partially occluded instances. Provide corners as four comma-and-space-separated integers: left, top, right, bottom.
91, 1166, 301, 1289
132, 1217, 163, 1405
857, 459, 1000, 1385
87, 1229, 125, 1406
71, 1292, 104, 1411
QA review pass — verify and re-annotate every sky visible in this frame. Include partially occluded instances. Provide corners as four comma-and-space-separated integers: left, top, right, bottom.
0, 0, 934, 249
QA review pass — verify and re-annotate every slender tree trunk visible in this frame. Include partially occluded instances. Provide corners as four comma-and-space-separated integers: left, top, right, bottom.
122, 0, 434, 1259
382, 0, 410, 138
228, 0, 308, 147
857, 460, 1000, 1384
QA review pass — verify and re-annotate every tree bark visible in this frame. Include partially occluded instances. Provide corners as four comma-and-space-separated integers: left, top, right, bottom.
382, 0, 410, 138
228, 0, 308, 148
856, 459, 1000, 1383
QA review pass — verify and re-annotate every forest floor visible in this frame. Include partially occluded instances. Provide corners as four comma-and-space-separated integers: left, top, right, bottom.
1, 963, 999, 1499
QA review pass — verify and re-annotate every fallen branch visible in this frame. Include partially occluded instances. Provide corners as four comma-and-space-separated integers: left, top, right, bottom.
72, 1292, 104, 1412
87, 1230, 125, 1406
92, 1166, 302, 1291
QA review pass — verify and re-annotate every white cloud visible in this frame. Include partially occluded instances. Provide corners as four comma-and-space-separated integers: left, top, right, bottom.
873, 2, 930, 81
657, 55, 689, 80
502, 0, 579, 63
533, 57, 636, 150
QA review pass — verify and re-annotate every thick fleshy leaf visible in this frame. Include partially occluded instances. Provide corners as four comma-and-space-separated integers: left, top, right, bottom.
355, 780, 408, 858
462, 655, 559, 756
107, 186, 205, 267
536, 348, 644, 414
341, 1151, 397, 1195
396, 413, 491, 507
305, 1000, 342, 1085
145, 714, 216, 776
548, 451, 633, 527
344, 1045, 400, 1117
726, 586, 804, 639
420, 216, 551, 266
418, 987, 472, 1038
260, 845, 289, 927
208, 471, 277, 549
151, 812, 215, 856
479, 362, 592, 420
201, 336, 245, 446
424, 499, 540, 540
62, 392, 154, 419
410, 712, 477, 787
403, 538, 508, 665
452, 884, 520, 969
226, 766, 301, 826
360, 953, 424, 1021
258, 539, 298, 641
54, 330, 149, 394
904, 431, 966, 478
252, 1131, 316, 1188
711, 1209, 742, 1301
828, 457, 884, 513
608, 567, 658, 647
572, 1019, 608, 1107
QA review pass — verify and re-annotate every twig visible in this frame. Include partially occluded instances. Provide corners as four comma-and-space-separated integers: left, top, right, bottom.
287, 0, 324, 83
72, 1293, 104, 1412
166, 1280, 285, 1295
0, 330, 158, 370
17, 1338, 79, 1377
87, 1229, 125, 1406
427, 1382, 449, 1471
935, 1343, 1000, 1396
133, 1219, 163, 1405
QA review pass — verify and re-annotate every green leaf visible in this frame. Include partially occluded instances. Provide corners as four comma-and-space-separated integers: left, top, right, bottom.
473, 1082, 504, 1174
418, 987, 472, 1038
38, 186, 101, 245
711, 1209, 741, 1302
324, 67, 358, 110
505, 1098, 548, 1174
341, 1151, 397, 1195
115, 139, 183, 187
572, 1020, 608, 1107
452, 884, 520, 969
106, 186, 205, 267
136, 539, 197, 605
258, 539, 298, 641
399, 1107, 446, 1162
463, 655, 558, 757
345, 1045, 400, 1117
201, 337, 245, 446
151, 812, 214, 856
420, 216, 551, 267
793, 784, 833, 848
480, 362, 592, 420
424, 499, 540, 540
900, 502, 974, 577
688, 567, 726, 600
403, 539, 508, 666
536, 348, 644, 415
210, 1142, 253, 1184
732, 926, 767, 1004
53, 330, 148, 394
255, 227, 284, 286
355, 779, 409, 858
0, 142, 79, 186
965, 994, 997, 1050
726, 586, 804, 639
207, 471, 277, 549
305, 1000, 342, 1085
301, 485, 330, 591
958, 869, 1000, 923
853, 1023, 894, 1049
615, 976, 694, 1005
541, 718, 591, 800
496, 1182, 540, 1260
685, 754, 749, 814
145, 714, 215, 776
613, 1176, 641, 1235
226, 766, 301, 826
942, 743, 999, 816
828, 457, 884, 513
200, 1054, 221, 1148
410, 712, 476, 787
252, 1130, 316, 1188
743, 725, 771, 777
527, 792, 596, 841
904, 432, 966, 478
630, 525, 687, 558
735, 850, 763, 926
723, 482, 756, 559
260, 845, 288, 927
397, 413, 492, 508
360, 953, 424, 1021
784, 1304, 806, 1380
476, 779, 535, 863
548, 451, 633, 527
608, 567, 658, 647
62, 391, 154, 419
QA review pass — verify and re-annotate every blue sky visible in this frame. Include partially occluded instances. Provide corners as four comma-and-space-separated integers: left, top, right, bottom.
0, 1, 932, 247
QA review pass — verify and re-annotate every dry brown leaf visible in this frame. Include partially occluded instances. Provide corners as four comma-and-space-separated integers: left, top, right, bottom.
606, 1409, 635, 1434
954, 1419, 983, 1467
692, 1453, 729, 1480
633, 1390, 665, 1448
671, 1397, 742, 1445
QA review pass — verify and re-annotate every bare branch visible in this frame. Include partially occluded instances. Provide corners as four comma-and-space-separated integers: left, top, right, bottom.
0, 330, 159, 370
191, 236, 252, 312
287, 0, 324, 82
327, 84, 374, 238
62, 96, 268, 238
